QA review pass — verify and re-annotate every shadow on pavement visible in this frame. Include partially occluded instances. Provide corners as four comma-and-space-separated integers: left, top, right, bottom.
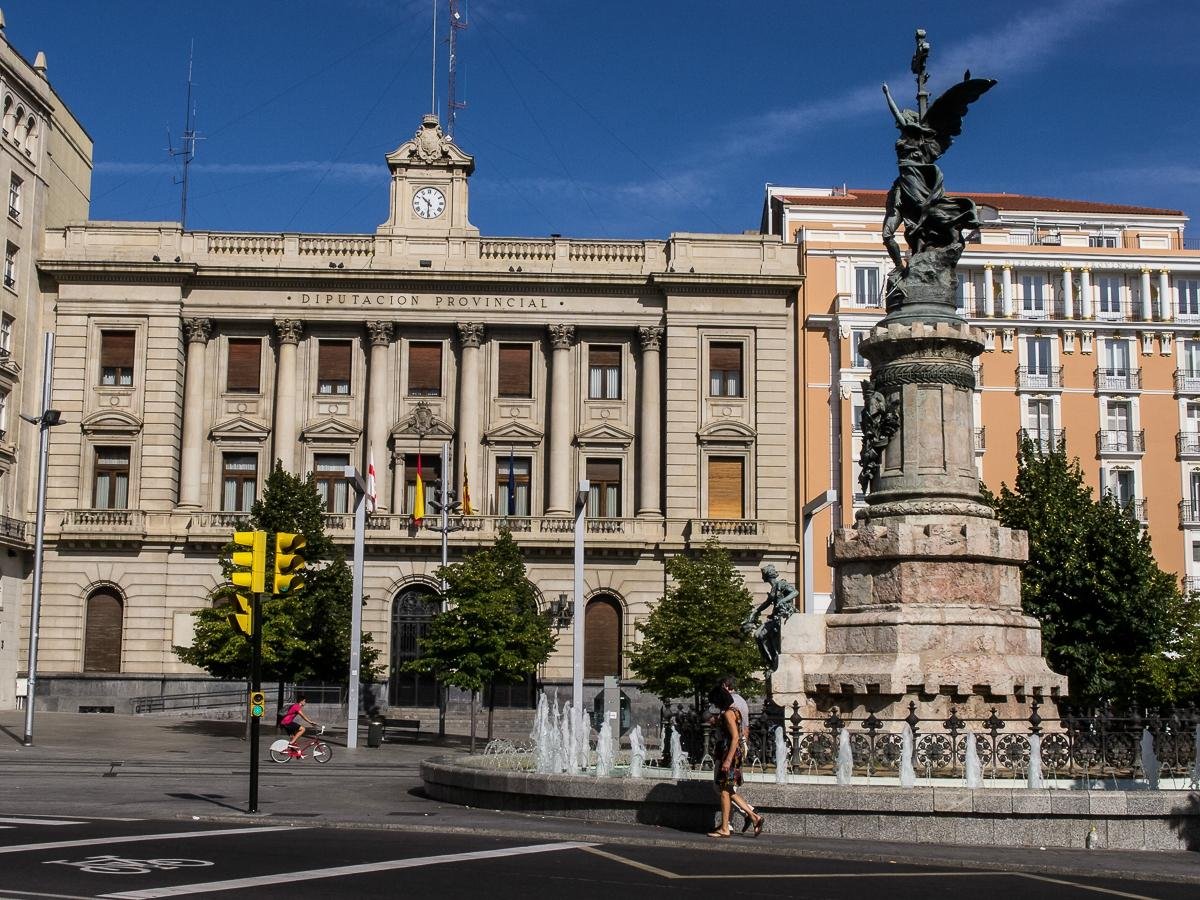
159, 720, 250, 739
166, 792, 246, 813
0, 723, 24, 746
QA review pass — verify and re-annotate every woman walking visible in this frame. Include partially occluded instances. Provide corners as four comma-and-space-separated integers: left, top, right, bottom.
707, 682, 764, 838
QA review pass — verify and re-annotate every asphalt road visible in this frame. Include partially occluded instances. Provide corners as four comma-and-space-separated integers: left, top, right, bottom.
0, 814, 1194, 900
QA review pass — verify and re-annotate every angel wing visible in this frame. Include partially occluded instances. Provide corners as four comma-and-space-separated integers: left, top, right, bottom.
924, 74, 996, 154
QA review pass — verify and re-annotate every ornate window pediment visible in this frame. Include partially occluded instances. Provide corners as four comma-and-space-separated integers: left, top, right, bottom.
574, 422, 634, 450
392, 403, 454, 441
300, 416, 362, 445
80, 409, 142, 437
208, 416, 270, 443
483, 419, 543, 448
697, 419, 756, 448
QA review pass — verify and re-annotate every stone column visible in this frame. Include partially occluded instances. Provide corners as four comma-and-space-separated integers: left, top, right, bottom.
1159, 269, 1172, 322
983, 265, 995, 317
456, 323, 485, 511
1061, 268, 1074, 320
178, 317, 212, 508
545, 323, 576, 516
636, 325, 664, 517
1140, 268, 1153, 321
1000, 266, 1013, 317
1080, 268, 1094, 319
273, 319, 304, 473
365, 321, 394, 511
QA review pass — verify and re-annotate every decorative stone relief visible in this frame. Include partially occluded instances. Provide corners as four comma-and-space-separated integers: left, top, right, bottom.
409, 114, 451, 163
366, 320, 394, 347
457, 322, 484, 348
1062, 331, 1075, 353
547, 323, 575, 350
1160, 333, 1173, 356
983, 329, 995, 351
1081, 331, 1094, 354
1000, 329, 1015, 353
275, 319, 304, 345
637, 325, 664, 352
182, 317, 212, 344
875, 361, 975, 392
857, 377, 900, 495
1140, 332, 1154, 355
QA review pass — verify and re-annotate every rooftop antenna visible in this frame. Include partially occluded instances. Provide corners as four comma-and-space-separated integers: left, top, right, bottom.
430, 0, 438, 117
167, 40, 203, 230
447, 0, 468, 135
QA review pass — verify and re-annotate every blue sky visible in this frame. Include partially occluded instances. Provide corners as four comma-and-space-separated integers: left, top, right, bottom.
7, 1, 1199, 238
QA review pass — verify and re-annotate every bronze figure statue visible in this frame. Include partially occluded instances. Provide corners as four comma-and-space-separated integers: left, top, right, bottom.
743, 564, 799, 672
858, 377, 901, 495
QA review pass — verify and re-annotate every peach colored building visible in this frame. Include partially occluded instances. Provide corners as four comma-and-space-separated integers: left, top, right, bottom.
764, 186, 1200, 612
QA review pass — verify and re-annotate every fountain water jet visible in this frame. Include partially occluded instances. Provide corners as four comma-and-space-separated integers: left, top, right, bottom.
595, 720, 615, 776
629, 725, 645, 778
899, 724, 916, 788
1141, 728, 1159, 790
964, 732, 982, 788
775, 727, 788, 784
669, 726, 688, 779
836, 729, 853, 785
1027, 733, 1043, 789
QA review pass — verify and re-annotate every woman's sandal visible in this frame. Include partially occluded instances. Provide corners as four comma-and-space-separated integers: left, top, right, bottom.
707, 830, 731, 838
741, 813, 754, 833
753, 814, 765, 837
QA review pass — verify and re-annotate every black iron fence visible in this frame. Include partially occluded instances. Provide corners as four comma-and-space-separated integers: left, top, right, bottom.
660, 700, 1200, 780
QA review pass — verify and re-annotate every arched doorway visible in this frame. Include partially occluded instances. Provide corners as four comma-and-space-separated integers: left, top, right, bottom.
584, 594, 622, 679
83, 587, 124, 673
388, 584, 441, 707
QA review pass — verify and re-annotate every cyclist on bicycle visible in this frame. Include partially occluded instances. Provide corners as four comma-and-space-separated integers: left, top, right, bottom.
280, 695, 317, 749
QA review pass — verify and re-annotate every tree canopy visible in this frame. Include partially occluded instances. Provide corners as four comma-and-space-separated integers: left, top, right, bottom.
628, 539, 762, 711
984, 437, 1200, 708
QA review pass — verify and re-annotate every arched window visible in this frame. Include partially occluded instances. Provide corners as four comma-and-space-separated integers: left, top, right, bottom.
83, 587, 124, 673
2, 96, 12, 137
389, 585, 441, 707
584, 594, 622, 679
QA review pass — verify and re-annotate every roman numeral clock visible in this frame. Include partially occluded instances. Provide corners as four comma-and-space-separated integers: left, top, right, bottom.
379, 113, 479, 238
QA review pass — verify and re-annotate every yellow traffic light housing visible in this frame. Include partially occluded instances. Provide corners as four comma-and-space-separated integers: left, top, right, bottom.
229, 593, 253, 636
249, 691, 266, 718
231, 530, 267, 594
273, 532, 307, 596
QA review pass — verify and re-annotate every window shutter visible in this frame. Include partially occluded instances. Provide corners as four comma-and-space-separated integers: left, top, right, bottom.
408, 342, 443, 394
589, 346, 620, 368
100, 331, 135, 368
83, 589, 123, 673
226, 339, 262, 392
584, 596, 621, 679
318, 340, 352, 380
498, 344, 532, 396
707, 457, 744, 518
586, 459, 621, 484
709, 342, 741, 371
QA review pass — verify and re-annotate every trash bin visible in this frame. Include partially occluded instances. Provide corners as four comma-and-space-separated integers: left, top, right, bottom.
367, 719, 384, 748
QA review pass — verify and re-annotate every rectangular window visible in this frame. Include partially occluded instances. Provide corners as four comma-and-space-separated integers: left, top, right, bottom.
1025, 398, 1054, 450
497, 343, 533, 398
709, 342, 743, 397
225, 338, 262, 393
1089, 234, 1118, 248
854, 267, 879, 306
403, 453, 441, 517
99, 330, 136, 386
93, 447, 130, 509
8, 174, 20, 221
586, 459, 621, 517
588, 346, 621, 399
3, 242, 15, 289
495, 455, 531, 516
1179, 279, 1200, 317
1184, 340, 1200, 376
1106, 401, 1132, 451
1026, 337, 1052, 374
317, 339, 352, 395
707, 456, 744, 519
1098, 276, 1122, 316
0, 389, 8, 436
0, 314, 12, 355
407, 341, 443, 396
313, 453, 350, 513
1102, 339, 1130, 375
221, 453, 258, 512
1020, 274, 1046, 316
1113, 469, 1136, 505
850, 330, 868, 368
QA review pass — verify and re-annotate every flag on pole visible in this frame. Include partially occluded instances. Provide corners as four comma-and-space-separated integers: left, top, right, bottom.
461, 447, 473, 515
413, 454, 425, 523
366, 450, 378, 514
506, 446, 516, 516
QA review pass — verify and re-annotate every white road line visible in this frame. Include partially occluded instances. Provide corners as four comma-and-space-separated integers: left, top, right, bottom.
0, 825, 300, 855
0, 817, 86, 826
97, 841, 598, 899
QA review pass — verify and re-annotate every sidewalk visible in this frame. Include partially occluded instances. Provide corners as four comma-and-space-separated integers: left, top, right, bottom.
2, 711, 1197, 885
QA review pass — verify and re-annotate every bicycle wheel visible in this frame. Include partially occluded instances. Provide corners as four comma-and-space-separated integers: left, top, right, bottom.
311, 741, 333, 763
269, 747, 291, 764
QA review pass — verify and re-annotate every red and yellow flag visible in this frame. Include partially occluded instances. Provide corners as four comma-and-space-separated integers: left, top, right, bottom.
413, 455, 425, 523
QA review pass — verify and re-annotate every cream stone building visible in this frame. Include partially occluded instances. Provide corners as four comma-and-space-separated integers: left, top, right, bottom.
25, 113, 800, 714
765, 186, 1200, 612
0, 21, 92, 709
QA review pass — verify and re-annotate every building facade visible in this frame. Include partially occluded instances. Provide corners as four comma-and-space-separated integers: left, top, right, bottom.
765, 186, 1200, 612
23, 114, 800, 712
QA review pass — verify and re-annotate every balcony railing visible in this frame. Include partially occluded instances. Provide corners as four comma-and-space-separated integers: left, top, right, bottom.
1017, 428, 1065, 454
1114, 497, 1147, 522
1096, 430, 1145, 454
1180, 501, 1200, 526
61, 509, 147, 541
1184, 576, 1200, 594
1016, 366, 1062, 391
695, 518, 762, 536
1095, 369, 1141, 392
973, 427, 985, 452
1175, 370, 1200, 395
1178, 433, 1200, 457
0, 514, 26, 541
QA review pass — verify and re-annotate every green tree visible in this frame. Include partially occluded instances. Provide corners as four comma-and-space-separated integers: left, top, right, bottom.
984, 438, 1196, 707
405, 529, 554, 749
628, 539, 762, 711
175, 462, 382, 707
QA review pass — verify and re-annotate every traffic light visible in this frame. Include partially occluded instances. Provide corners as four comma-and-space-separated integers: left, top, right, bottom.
229, 593, 253, 636
249, 691, 266, 718
231, 530, 267, 594
273, 532, 307, 595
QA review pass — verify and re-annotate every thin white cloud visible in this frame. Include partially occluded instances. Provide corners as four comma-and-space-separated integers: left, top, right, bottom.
1095, 164, 1200, 187
96, 160, 386, 182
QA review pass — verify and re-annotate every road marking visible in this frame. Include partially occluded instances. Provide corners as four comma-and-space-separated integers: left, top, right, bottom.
0, 826, 300, 855
0, 890, 97, 899
0, 817, 86, 826
1015, 872, 1159, 900
97, 841, 598, 898
579, 846, 680, 879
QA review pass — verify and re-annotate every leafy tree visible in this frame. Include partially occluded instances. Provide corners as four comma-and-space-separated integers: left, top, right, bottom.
175, 462, 382, 710
405, 529, 554, 749
628, 539, 762, 711
984, 437, 1196, 707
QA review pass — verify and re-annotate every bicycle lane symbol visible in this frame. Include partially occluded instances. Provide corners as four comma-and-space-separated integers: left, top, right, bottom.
46, 855, 214, 875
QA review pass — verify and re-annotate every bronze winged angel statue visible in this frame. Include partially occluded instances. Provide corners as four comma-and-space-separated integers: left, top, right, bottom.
880, 30, 995, 311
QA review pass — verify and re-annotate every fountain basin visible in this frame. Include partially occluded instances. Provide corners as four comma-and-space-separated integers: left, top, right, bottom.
421, 754, 1200, 852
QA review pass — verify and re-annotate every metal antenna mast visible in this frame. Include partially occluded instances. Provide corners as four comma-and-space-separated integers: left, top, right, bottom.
430, 0, 438, 117
447, 0, 468, 134
167, 41, 202, 229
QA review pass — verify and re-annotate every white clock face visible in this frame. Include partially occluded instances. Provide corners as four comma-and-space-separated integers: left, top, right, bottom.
412, 186, 446, 219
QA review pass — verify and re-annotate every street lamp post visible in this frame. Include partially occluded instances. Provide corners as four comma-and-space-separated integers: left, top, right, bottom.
342, 465, 368, 749
571, 478, 589, 711
22, 333, 61, 746
801, 490, 837, 614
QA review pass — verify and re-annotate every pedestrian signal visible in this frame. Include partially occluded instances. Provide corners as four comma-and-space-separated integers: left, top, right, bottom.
249, 691, 266, 718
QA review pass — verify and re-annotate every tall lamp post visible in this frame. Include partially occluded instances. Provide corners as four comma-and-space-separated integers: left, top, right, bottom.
342, 465, 369, 750
801, 490, 837, 614
571, 478, 590, 710
21, 333, 61, 746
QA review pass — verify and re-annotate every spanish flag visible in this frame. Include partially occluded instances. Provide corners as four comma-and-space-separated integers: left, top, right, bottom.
413, 455, 425, 524
461, 451, 473, 516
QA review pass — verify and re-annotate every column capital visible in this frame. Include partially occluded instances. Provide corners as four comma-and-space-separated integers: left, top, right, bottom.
275, 318, 304, 345
1141, 267, 1152, 276
366, 320, 394, 347
1160, 268, 1171, 276
637, 325, 664, 352
1061, 266, 1074, 274
547, 323, 575, 350
1001, 265, 1012, 272
182, 317, 212, 344
457, 321, 485, 348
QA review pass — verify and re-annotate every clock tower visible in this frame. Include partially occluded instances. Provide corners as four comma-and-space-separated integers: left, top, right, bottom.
378, 113, 478, 237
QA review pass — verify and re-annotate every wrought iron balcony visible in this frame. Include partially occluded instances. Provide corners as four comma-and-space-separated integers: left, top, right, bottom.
1094, 369, 1141, 392
0, 514, 26, 542
1116, 498, 1148, 522
1177, 433, 1200, 457
1184, 576, 1200, 594
1175, 370, 1200, 395
1016, 366, 1063, 391
1017, 428, 1065, 454
1096, 430, 1144, 454
1180, 501, 1200, 526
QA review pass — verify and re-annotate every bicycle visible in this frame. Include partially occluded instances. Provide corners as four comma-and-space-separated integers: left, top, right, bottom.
269, 725, 333, 764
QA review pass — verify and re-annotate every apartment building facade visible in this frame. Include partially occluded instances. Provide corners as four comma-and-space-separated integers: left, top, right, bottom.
766, 186, 1200, 612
